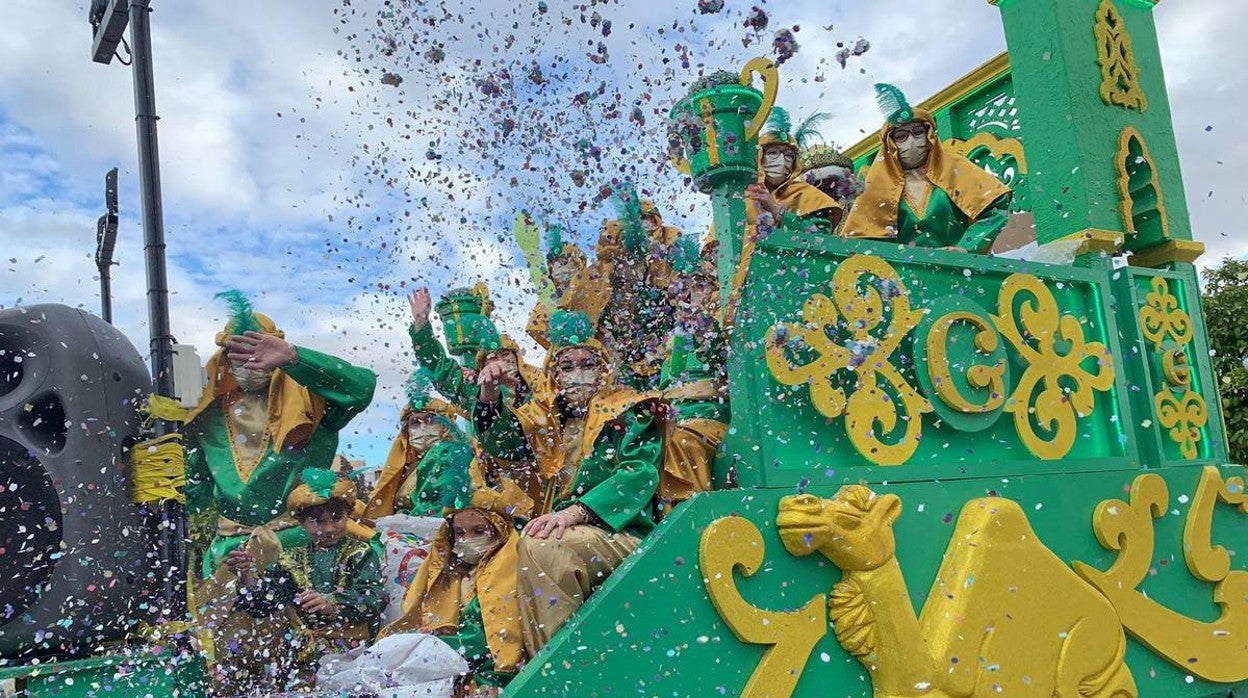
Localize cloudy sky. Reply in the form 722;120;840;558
1;0;1243;468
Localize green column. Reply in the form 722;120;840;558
994;0;1202;267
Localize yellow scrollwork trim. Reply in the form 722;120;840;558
699;516;826;698
1184;466;1248;582
1138;276;1206;458
1138;276;1192;348
943;132;1028;173
699;97;720;168
766;256;933;465
926;311;1006;414
739;57;778;142
1116;127;1171;241
1094;0;1148;112
993;273;1116;459
1075;469;1248;683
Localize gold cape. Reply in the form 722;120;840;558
841;108;1011;239
185;313;324;454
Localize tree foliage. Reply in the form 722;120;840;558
1201;257;1248;463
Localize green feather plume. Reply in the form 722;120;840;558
763;106;794;142
300;467;339;499
549;310;594;348
405;365;436;411
794;112;831;151
873;83;914;124
214;289;261;335
430;441;474;510
610;182;647;254
544;224;566;257
669;235;702;275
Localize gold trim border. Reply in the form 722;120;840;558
844;52;1011;162
1061;228;1124;256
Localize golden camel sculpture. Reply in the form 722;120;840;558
775;486;1137;698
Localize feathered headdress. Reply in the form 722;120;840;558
762;106;794;144
874;83;914;125
431;441;474;511
549;310;594;348
287;466;357;513
610;182;647;254
545;224;567;257
794;112;830;151
405;365;438;411
669;235;703;275
214;289;262;336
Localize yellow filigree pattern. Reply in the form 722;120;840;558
1074;469;1248;683
1155;389;1207;459
1094;0;1148;112
993;273;1116;459
766;255;932;466
1138;276;1207;459
1138;276;1191;347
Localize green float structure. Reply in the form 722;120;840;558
505;1;1246;696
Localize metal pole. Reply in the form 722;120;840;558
99;264;113;323
128;0;185;621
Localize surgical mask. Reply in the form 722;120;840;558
559;367;601;390
407;423;445;455
891;124;932;170
229;364;272;394
642;216;660;234
453;536;498;566
761;148;794;187
550;259;578;287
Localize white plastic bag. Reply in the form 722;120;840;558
374;515;445;623
316;631;468;698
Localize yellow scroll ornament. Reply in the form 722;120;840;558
765;255;932;465
699;516;826;698
994;273;1115;459
1073;468;1248;683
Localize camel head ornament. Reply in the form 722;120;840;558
776;486;900;571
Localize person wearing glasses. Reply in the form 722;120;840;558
841;83;1013;253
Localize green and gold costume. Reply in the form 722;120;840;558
185;335;376;576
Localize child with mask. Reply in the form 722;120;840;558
225;468;385;693
379;442;525;698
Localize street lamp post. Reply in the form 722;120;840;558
95;167;118;324
90;0;185;623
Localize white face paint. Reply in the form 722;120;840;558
229;363;272;394
761;146;796;187
890;122;932;171
406;421;446;456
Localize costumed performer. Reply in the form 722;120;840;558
226;468;384;693
473;309;666;654
380;444;525;697
655;236;729;515
840;83;1012;253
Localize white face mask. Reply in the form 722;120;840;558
891;123;932;171
452;536;498;566
642;216;660;234
407;422;445;455
761;148;795;187
229;364;272;394
556;366;602;407
550;258;579;288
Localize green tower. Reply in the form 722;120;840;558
995;0;1203;267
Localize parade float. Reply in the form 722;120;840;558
1;0;1245;696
